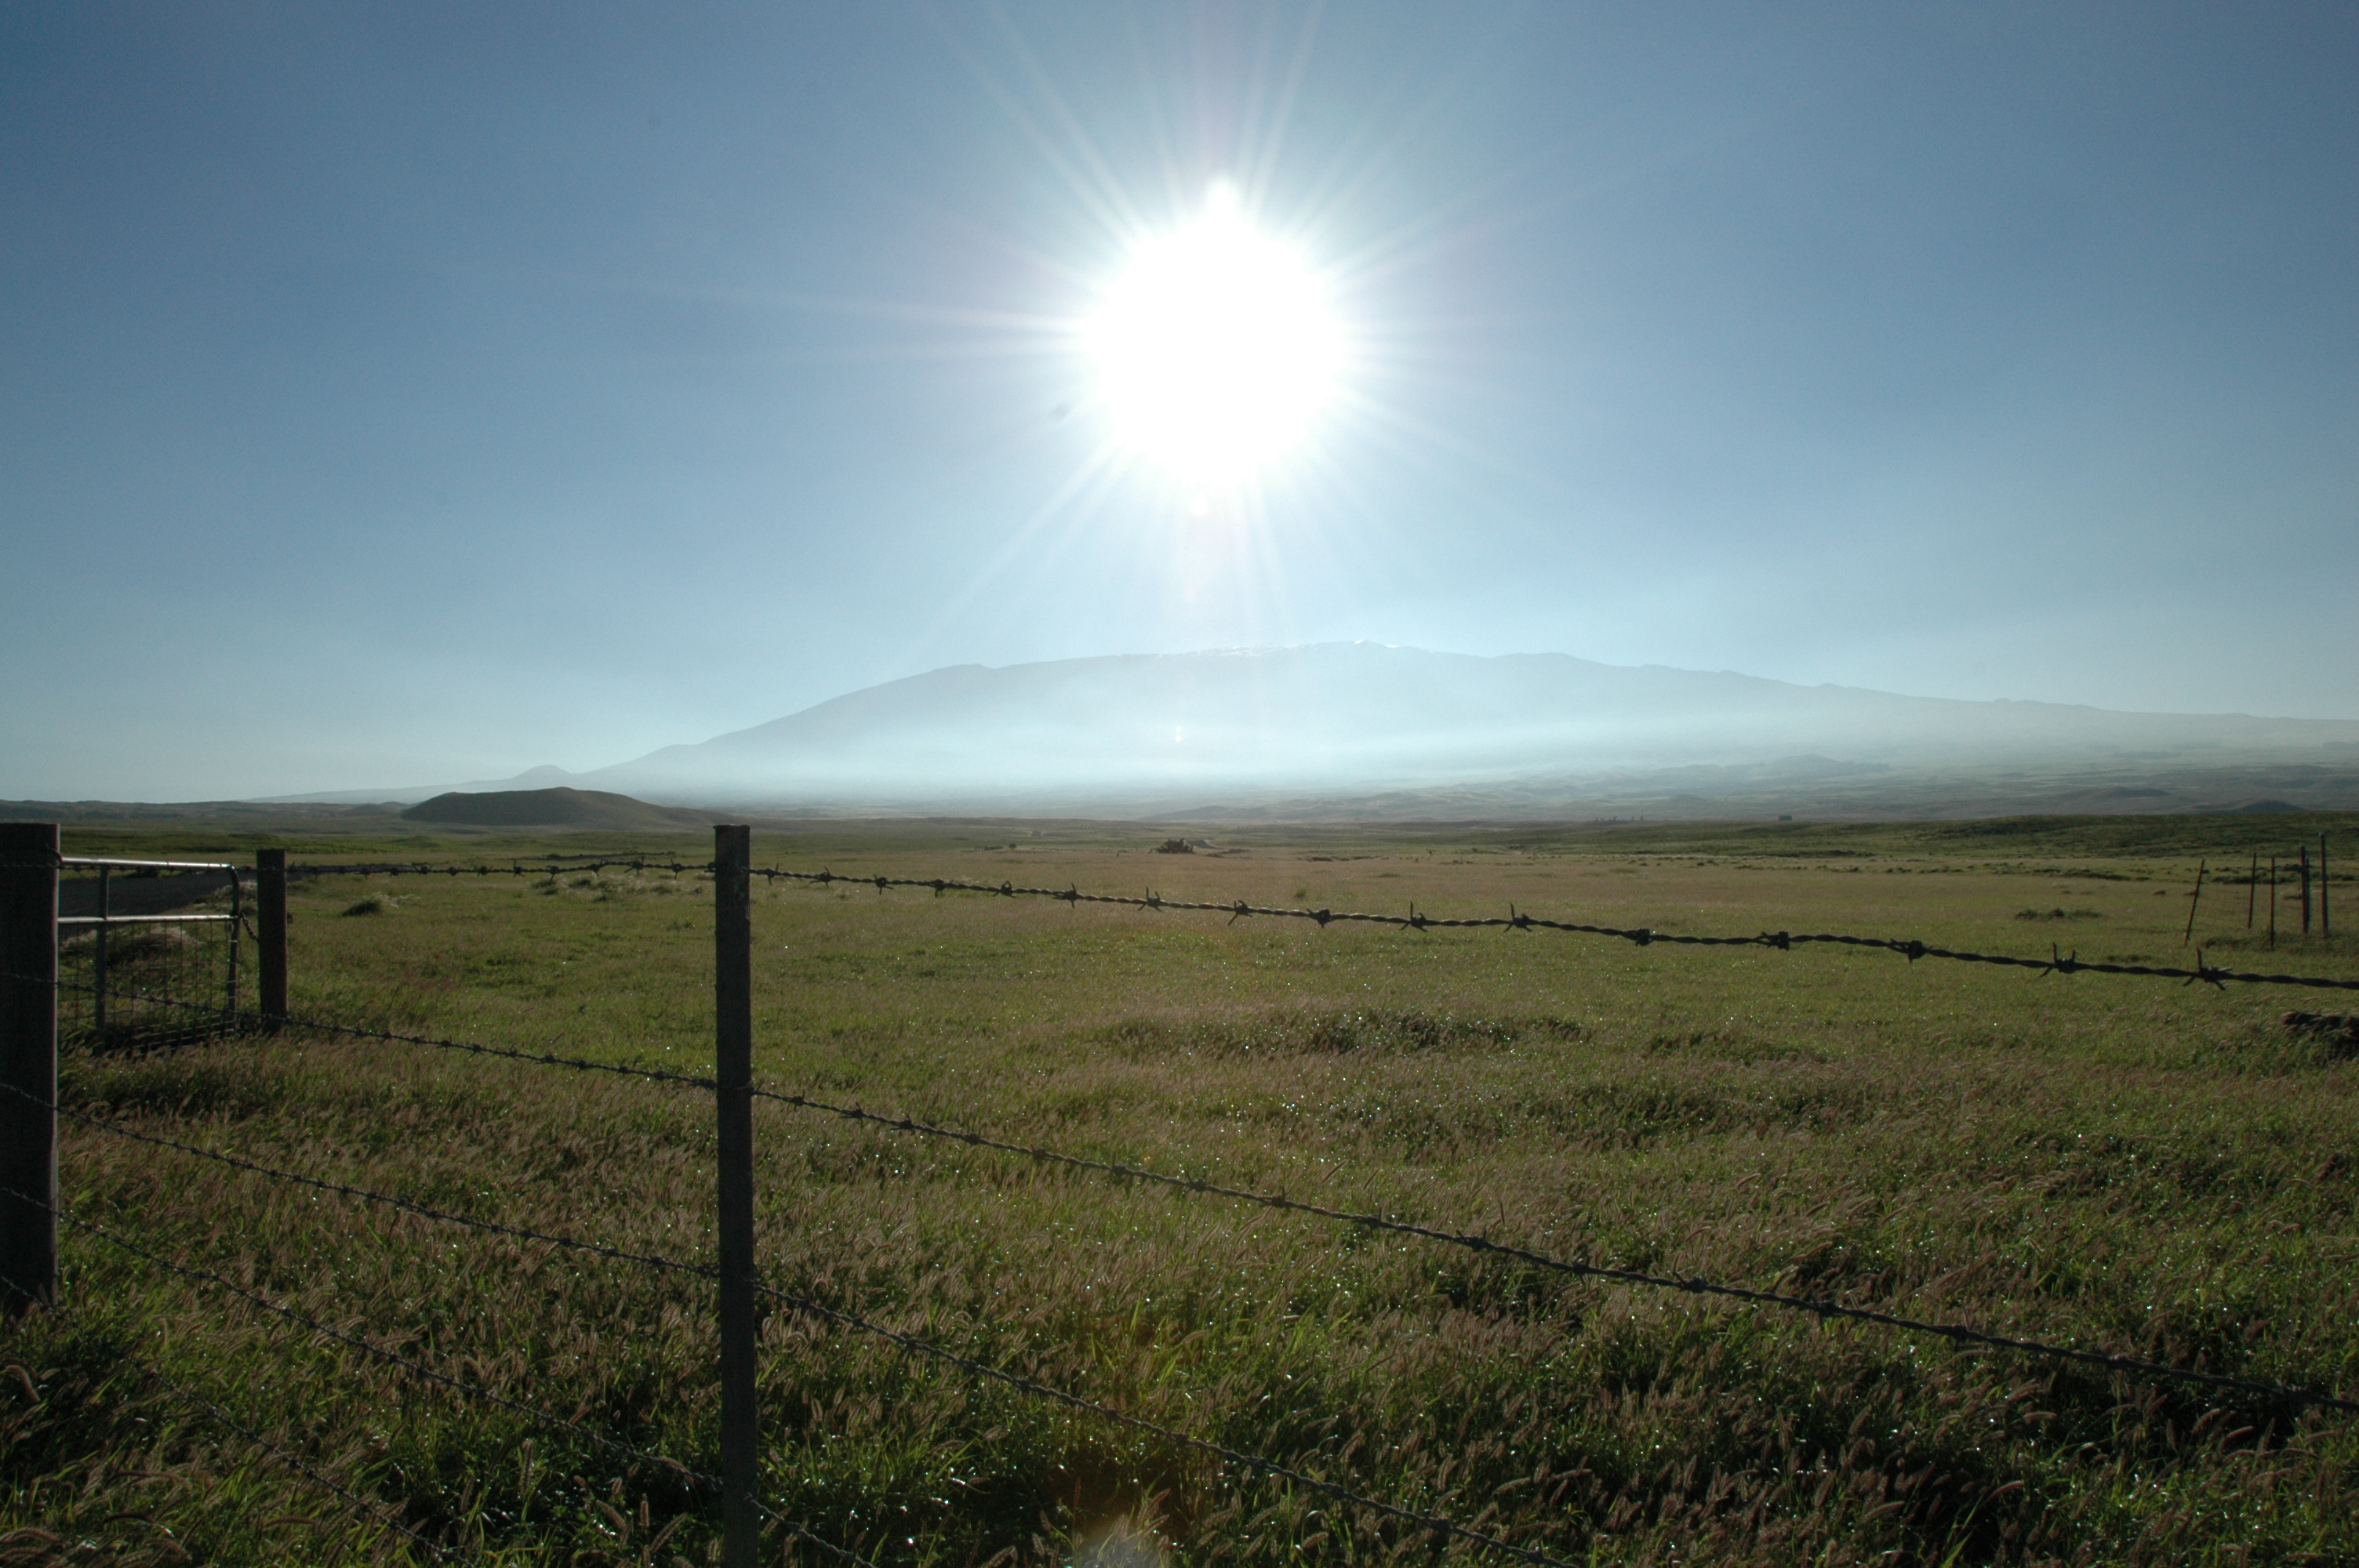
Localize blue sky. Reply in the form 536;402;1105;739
3;2;2353;799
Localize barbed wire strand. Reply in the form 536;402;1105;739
19;1016;2354;1418
7;971;717;1093
293;859;711;880
20;852;2354;990
156;853;2359;993
3;1083;713;1280
32;1080;2359;1566
748;1501;892;1568
24;1091;1581;1568
0;857;685;875
747;866;2359;994
262;851;2359;1000
18;1294;463;1563
16;1188;885;1568
743;1083;2359;1414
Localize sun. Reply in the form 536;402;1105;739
1085;186;1341;486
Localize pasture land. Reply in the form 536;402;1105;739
5;814;2357;1566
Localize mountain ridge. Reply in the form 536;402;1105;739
264;643;2359;818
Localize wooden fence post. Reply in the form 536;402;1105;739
1;822;59;1314
2183;859;2205;945
257;849;287;1032
2299;847;2312;938
714;825;758;1566
2323;834;2332;940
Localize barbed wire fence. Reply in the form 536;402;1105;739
258;851;2359;994
3;824;2357;1565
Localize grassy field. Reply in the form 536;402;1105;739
4;814;2357;1566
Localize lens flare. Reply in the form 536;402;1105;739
1086;186;1341;485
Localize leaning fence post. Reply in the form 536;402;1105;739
1;822;59;1314
714;825;758;1565
2183;858;2205;946
257;849;287;1032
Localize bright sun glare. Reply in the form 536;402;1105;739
1086;186;1340;486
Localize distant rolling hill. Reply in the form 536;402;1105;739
400;787;716;830
278;644;2359;820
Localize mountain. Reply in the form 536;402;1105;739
263;645;2359;819
562;644;2359;817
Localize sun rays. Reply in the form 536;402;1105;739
1084;183;1342;487
841;4;1539;680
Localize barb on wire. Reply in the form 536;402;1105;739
749;866;2359;994
20;1294;461;1561
9;971;717;1093
749;1499;889;1568
747;1083;2359;1415
756;1276;1576;1568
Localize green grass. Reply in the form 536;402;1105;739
5;817;2357;1565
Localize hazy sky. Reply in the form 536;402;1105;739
4;2;2354;799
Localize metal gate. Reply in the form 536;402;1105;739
57;855;242;1051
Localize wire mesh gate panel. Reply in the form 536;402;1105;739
56;856;242;1052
